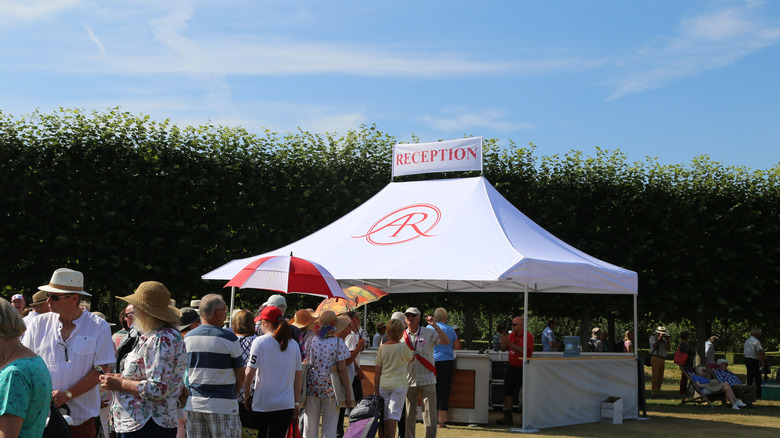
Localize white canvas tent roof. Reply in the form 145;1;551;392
203;177;637;295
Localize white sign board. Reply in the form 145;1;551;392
392;137;483;178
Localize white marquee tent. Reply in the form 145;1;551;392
203;176;638;295
203;176;640;430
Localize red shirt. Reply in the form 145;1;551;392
507;331;534;367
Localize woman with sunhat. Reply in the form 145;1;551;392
291;308;316;360
99;281;186;437
243;306;302;438
302;311;352;438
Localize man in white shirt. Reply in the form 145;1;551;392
404;307;449;438
22;268;115;438
704;336;718;365
744;329;766;399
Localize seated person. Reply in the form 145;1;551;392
714;358;757;407
690;365;745;410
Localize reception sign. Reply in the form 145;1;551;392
392;137;483;178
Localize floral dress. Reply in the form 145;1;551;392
110;327;186;433
305;336;350;398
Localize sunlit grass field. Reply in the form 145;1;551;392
414;362;780;437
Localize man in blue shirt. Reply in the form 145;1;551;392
541;318;559;352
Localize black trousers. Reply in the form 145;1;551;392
745;357;762;399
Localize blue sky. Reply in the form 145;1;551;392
2;0;779;170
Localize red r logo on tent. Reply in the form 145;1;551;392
352;204;441;246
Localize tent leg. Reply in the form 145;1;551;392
517;283;538;433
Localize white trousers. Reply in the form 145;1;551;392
304;396;339;438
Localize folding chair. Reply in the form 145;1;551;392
679;366;728;408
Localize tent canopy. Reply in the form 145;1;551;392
203;177;637;295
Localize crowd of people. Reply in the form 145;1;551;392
1;267;476;438
2;267;775;437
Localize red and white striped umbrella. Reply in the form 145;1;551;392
224;255;348;299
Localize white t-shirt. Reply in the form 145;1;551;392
21;310;116;426
344;331;359;382
247;334;301;412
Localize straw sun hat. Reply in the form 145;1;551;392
291;308;316;329
118;281;181;323
318;310;351;333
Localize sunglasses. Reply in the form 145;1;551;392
48;293;74;301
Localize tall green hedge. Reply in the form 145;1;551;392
2;108;779;347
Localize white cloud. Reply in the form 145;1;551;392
0;0;81;21
83;23;106;59
608;2;780;99
421;109;533;133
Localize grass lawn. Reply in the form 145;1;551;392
417;362;780;437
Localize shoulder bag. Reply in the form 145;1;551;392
644;346;658;367
330;338;355;408
673;343;688;366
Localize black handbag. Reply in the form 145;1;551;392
349;395;384;423
42;402;72;438
644;347;658;367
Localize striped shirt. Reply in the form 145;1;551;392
714;369;742;387
184;324;245;415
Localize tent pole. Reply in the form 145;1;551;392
633;295;638;360
364;303;368;333
228;286;236;328
519;282;538;433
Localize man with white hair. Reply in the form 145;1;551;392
21;268;115;438
184;294;245;438
744;328;766;399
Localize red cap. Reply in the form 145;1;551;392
255;305;283;323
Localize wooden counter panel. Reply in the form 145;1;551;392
359;366;475;409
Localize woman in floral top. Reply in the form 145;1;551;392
302;311;352;438
100;282;186;438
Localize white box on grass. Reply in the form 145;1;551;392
601;396;623;424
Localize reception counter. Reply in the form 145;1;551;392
358;350;638;428
358;349;491;424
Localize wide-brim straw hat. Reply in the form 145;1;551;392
118;281;181;323
317;310;350;334
39;268;91;296
655;326;668;334
335;315;351;333
291;308;316;329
